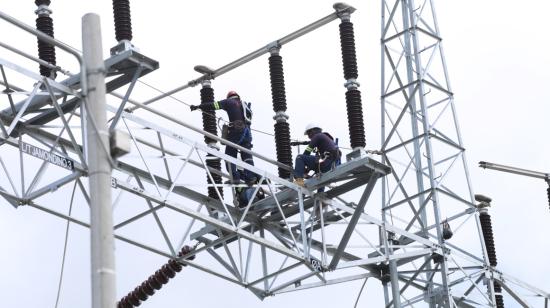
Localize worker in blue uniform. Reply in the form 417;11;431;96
293;123;341;187
190;91;257;185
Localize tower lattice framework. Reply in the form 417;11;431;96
380;0;495;306
0;2;549;307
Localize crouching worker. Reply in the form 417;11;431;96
190;91;258;185
293;123;341;187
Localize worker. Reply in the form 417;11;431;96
293;123;340;187
190;91;257;185
235;185;266;209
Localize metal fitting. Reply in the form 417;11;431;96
333;2;356;21
272;111;289;122
266;41;281;55
475;194;491;211
35;4;52;16
194;65;215;80
201;79;212;88
344;79;360;89
109;40;135;55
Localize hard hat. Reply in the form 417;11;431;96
226;90;239;99
304;123;321;135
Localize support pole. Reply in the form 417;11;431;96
83;13;116;308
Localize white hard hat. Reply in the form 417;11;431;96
304;123;322;135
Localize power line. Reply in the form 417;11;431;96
53;181;77;308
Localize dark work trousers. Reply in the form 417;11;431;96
225;127;257;182
293;154;334;178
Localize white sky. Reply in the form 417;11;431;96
0;0;549;307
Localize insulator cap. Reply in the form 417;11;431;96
112;0;133;42
35;0;51;5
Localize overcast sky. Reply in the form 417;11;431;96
0;1;549;307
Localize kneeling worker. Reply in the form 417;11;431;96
293;123;340;187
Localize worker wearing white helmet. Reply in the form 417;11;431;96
293;123;340;187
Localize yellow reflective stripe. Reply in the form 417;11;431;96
214;101;221;109
305;146;313;152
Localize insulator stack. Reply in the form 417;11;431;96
34;0;56;79
345;89;365;148
338;18;366;149
206;157;223;199
200;83;223;200
268;51;292;178
268;55;287;112
547;186;550;211
117;245;195;308
339;22;358;80
493;281;505;308
479;211;497;267
274;121;293;178
112;0;133;42
200;86;218;144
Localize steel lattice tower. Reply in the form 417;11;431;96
380;0;495;306
1;2;549;308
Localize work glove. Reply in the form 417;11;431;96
190;105;199;111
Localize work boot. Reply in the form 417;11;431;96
293;178;305;187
